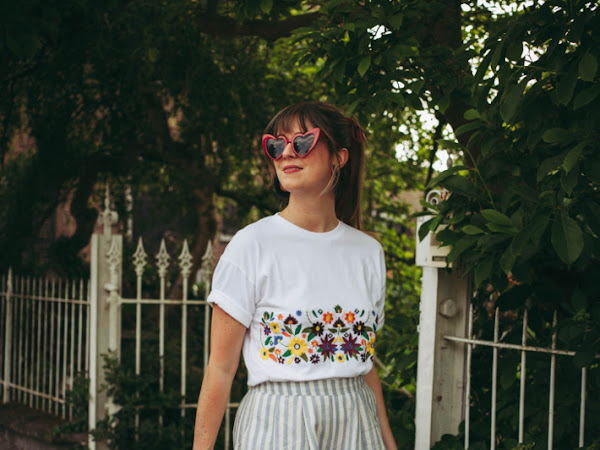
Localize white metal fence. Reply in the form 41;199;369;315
444;306;592;450
0;269;90;420
0;227;238;449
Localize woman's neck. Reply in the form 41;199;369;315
280;194;338;233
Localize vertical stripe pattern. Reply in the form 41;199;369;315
233;377;385;450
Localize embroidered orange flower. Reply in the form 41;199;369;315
344;311;356;323
323;312;333;324
278;314;284;320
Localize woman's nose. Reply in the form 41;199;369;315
280;141;296;158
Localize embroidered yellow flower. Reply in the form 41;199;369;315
336;354;345;363
260;347;270;360
270;322;281;334
288;337;307;357
366;337;376;355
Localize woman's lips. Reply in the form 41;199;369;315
283;165;302;173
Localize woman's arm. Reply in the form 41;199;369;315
193;304;247;450
365;366;398;450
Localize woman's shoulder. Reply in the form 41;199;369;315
340;222;384;251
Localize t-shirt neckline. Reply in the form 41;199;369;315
274;213;343;238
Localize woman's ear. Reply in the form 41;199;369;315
337;148;349;168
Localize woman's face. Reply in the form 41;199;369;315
273;119;345;198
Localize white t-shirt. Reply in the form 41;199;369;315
207;214;386;386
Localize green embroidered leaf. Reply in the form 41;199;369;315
263;312;269;320
334;305;342;313
302;327;312;333
340;328;349;333
328;328;337;334
312;311;318;318
268;347;275;353
317;348;322;353
265;336;272;345
357;346;364;352
364;326;373;332
300;353;308;362
360;310;365;317
362;332;370;340
307;333;315;341
282;350;291;358
284;326;293;335
294;324;302;335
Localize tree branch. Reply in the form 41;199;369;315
195;11;322;41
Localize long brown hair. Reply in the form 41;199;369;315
263;101;366;230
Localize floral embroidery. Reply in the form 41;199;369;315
259;305;378;365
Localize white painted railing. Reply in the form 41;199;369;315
444;306;593;450
0;269;90;420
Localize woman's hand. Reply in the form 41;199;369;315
193;304;246;450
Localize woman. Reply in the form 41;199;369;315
193;101;397;449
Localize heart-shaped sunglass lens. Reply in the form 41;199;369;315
293;134;315;156
266;138;286;159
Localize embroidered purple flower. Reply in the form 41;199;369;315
341;334;360;358
310;354;320;364
284;314;298;325
311;321;325;336
294;357;301;364
277;356;285;364
353;321;366;335
263;325;271;335
318;334;337;359
332;318;345;330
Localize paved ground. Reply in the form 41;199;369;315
0;403;87;449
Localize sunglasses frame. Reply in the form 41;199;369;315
262;127;321;161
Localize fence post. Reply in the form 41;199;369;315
2;268;12;403
414;203;471;448
89;187;122;450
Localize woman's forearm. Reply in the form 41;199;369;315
365;366;398;450
193;364;236;450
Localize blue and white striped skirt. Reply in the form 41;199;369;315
233;376;385;449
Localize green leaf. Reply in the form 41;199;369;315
282;350;291;357
481;209;513;227
294;324;302;335
474;257;493;287
578;53;597;82
551;213;583;265
357;56;371;77
426;165;466;188
573;85;600;110
462;225;485;235
560;165;578;195
500;78;528;122
388;13;403;29
557;63;579;105
506;40;522;62
436;139;463;151
563;142;585;173
418;217;435;242
486;223;517;234
265;336;272;345
499;246;516;274
439;175;478;198
464;109;481;120
573;342;597;368
447;236;478;263
537;153;565;181
454;121;482;137
260;0;273;13
542;128;572;143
